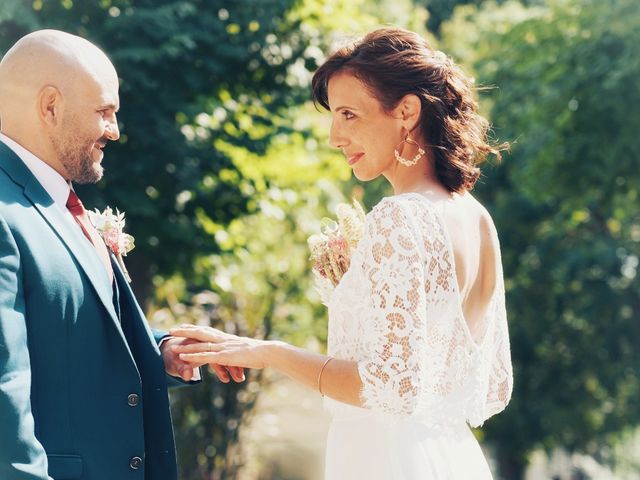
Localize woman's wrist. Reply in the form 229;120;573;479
257;339;288;369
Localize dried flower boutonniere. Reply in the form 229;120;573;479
87;207;135;282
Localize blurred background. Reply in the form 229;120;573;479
1;0;638;478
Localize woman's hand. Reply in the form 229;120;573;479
170;324;276;371
169;325;247;383
171;325;363;406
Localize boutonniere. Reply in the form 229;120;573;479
307;199;366;304
87;207;135;282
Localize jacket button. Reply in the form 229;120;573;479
127;394;140;407
129;456;143;470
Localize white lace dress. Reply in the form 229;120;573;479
324;193;513;480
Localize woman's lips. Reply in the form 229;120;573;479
347;153;364;165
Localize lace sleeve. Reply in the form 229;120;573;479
482;232;513;420
357;198;432;417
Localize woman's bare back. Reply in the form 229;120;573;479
433;192;499;342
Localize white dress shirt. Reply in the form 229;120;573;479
0;132;72;212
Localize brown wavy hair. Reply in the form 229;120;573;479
312;27;506;192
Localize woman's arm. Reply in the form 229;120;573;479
260;341;363;406
170;325;363;407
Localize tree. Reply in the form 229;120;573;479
423;0;485;33
442;0;640;478
0;0;317;303
153;3;430;474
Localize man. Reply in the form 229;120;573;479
0;30;242;480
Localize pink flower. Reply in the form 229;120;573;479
87;207;136;282
308;200;366;296
102;228;121;255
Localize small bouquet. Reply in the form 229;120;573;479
308;199;366;303
87;207;135;282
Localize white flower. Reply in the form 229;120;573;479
308;199;366;300
88;207;135;282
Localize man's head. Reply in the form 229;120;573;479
0;29;120;183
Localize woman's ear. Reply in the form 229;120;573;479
397;94;422;131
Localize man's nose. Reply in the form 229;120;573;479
106;118;120;141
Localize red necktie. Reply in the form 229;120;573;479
66;190;114;283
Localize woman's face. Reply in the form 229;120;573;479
327;71;404;181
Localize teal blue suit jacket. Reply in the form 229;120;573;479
0;142;189;480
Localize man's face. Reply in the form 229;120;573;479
51;71;120;184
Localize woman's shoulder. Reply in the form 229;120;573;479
367;192;450;227
461;193;501;245
366;192;500;246
363;193;446;245
367;192;440;219
366;194;421;228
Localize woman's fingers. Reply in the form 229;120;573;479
226;366;246;382
209;363;231;383
210;364;245;383
173;341;221;353
180;352;218;361
169;325;227;343
173;342;246;382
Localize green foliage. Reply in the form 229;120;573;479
0;0;314;297
424;0;485;33
14;0;638;477
151;118;360;477
420;0;536;34
443;0;640;477
145;3;429;476
0;0;433;475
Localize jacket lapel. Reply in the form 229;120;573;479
111;255;161;356
0;142;120;326
109;255;140;370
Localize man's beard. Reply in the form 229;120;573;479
51;133;104;184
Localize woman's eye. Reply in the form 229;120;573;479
341;110;355;120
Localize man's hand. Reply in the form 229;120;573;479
160;336;245;383
160;336;199;381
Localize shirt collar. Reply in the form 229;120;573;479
0;132;71;208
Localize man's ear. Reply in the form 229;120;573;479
38;85;63;126
396;94;422;132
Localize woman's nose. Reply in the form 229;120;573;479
329;120;346;149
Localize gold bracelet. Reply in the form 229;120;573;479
317;357;333;396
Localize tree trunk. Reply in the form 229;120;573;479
126;253;156;310
496;451;527;480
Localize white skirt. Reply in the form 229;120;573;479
325;413;493;480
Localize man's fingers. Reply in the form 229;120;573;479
179;366;194;382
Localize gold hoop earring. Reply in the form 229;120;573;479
394;134;425;167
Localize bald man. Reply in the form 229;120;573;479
0;30;228;480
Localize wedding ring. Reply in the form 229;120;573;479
207;342;213;352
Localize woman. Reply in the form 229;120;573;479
172;27;513;479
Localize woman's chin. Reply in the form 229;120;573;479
353;169;378;182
